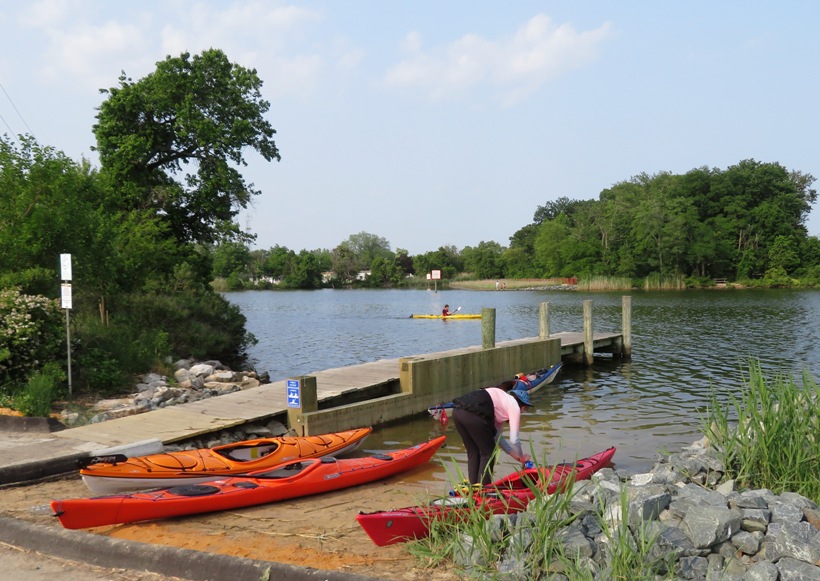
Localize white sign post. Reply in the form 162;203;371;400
431;269;441;293
60;254;73;395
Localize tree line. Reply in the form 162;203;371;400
216;160;820;290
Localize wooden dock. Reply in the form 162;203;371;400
51;330;624;450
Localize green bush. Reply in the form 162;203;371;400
14;362;65;417
0;287;64;390
117;289;256;368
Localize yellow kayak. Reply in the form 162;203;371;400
410;313;481;320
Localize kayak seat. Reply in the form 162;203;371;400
167;484;221;497
254;461;311;479
219;444;278;462
320;456;338;463
233;481;259;489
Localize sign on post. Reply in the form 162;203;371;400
59;254;73;395
287;379;301;408
60;253;73;281
60;283;73;309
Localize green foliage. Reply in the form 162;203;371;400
13;362;65;417
702;361;820;502
519;160;818;283
0;288;64;389
117;290;256;367
212;241;251;278
93;48;280;246
462;241;504;279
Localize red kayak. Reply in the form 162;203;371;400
52;435;446;530
356;446;615;547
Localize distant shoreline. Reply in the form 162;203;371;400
449;278;576;291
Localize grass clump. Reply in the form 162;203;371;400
702;359;820;502
407;456;672;580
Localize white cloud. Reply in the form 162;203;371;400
13;1;333;98
383;14;613;105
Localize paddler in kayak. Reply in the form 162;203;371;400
451;387;533;486
442;304;451;317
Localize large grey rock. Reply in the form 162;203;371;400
742;560;779;581
682;505;743;548
776;557;820;581
766;521;820;563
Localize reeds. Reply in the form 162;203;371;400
702;360;820;502
576;276;633;291
642;273;686;290
407;452;674;579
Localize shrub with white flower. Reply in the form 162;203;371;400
0;287;64;390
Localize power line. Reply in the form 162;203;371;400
0;79;36;141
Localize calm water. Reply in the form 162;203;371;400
224;288;820;484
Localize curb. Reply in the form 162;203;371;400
0;516;383;581
0;415;52;433
0;453;88;486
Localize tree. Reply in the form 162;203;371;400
413;246;463;279
93;48;280;246
343;232;394;270
212;242;250;278
768;236;800;274
462;241;505;279
285;250;325;288
534;215;571;277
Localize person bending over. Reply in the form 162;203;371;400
451;386;533;485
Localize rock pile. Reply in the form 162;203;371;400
457;438;820;580
60;360;270;427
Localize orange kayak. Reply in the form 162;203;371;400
79;427;372;494
52;435;446;530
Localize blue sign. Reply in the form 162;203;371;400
287;379;300;408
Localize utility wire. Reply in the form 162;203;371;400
0;79;36;142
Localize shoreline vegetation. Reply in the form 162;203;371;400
407;362;820;579
216;272;820;293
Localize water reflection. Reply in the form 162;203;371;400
225;288;820;481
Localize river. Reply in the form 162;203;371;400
223;288;820;480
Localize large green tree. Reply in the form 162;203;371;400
93;48;280;246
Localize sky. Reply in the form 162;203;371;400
1;1;819;256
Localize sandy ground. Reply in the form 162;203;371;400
0;467;463;581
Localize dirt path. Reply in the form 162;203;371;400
0;468;462;581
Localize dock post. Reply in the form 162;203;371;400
286;375;318;436
539;302;550;338
583;300;593;366
482;307;496;349
622;295;632;359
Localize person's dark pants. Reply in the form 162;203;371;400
453;408;496;485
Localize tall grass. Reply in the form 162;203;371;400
702;360;820;502
576;276;633;291
13;362;64;417
642;273;686;290
407;454;674;579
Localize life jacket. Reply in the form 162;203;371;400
452;389;494;423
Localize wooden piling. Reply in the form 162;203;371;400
286;375;318;436
583;300;593;366
622;295;632;358
482;307;496;349
539;302;550;338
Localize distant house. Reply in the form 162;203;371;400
356;270;371;281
